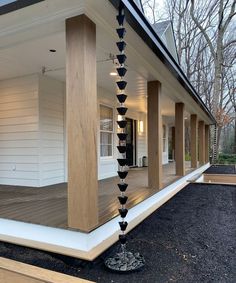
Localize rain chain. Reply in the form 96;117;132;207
105;3;145;272
213;124;217;164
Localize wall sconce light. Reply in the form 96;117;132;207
138;120;144;133
110;71;117;76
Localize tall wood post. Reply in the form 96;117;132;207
175;103;185;176
199;121;205;166
190;114;198;168
148;81;162;190
205;125;210;163
172;126;175;160
66;15;98;231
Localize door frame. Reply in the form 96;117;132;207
126;117;137;167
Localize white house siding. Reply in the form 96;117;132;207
0;75;40;186
0;75;166;187
38;75;65;186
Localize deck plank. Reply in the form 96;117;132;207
0;163;193;230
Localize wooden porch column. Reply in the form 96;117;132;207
147;81;162;190
198;121;205;165
172;126;175;160
190;114;198;168
66;15;98;231
205;125;210;163
175;103;185;176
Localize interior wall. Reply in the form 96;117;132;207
0;75;40;186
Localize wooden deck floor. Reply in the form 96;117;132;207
0;162;193;231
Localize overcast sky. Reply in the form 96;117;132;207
0;0;16;7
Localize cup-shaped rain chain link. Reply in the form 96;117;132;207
104;4;145;272
213;124;217;164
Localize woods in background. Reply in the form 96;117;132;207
141;0;236;156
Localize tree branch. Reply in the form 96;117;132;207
223;38;236;49
222;0;236;33
190;0;216;58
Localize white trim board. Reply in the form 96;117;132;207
0;163;210;261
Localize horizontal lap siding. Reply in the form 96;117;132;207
39;75;65;187
0;75;40;186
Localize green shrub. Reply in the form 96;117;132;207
217;154;236;164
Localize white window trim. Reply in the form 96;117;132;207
99;104;115;159
163;124;167;153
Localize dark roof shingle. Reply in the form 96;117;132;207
152;20;171;37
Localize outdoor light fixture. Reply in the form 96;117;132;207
138;120;144;133
104;2;145;272
110;71;117;76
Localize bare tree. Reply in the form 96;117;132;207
190;0;235;110
141;0;236;157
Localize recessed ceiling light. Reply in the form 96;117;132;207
110;72;117;76
49;49;56;53
184;117;188;120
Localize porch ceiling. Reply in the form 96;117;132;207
0;24;175;116
0;0;211;122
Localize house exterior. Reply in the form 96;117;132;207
0;19;180;187
0;0;215;259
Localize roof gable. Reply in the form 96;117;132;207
152;20;179;64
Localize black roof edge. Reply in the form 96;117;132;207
0;0;44;16
109;0;216;124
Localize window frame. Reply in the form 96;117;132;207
99;104;115;159
162;124;167;153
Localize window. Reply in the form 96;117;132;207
163;125;167;152
100;105;114;157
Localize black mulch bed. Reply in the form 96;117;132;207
204;165;236;175
0;183;236;283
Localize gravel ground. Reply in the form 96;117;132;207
204;165;236;174
0;183;235;283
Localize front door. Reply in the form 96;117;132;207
126;118;137;166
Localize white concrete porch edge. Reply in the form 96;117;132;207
0;163;210;260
